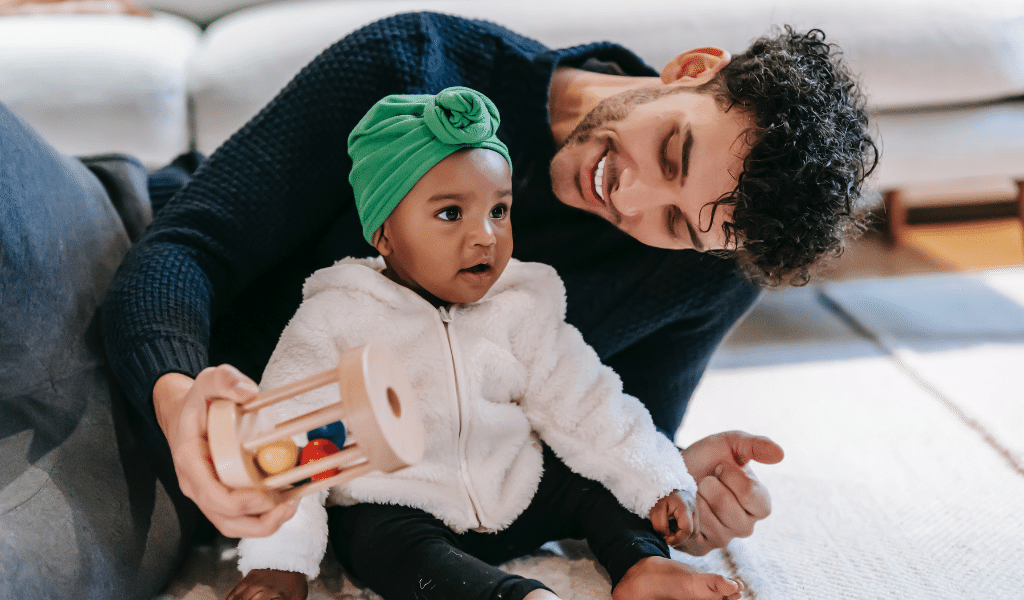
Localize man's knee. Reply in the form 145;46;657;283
0;97;185;600
0;369;195;600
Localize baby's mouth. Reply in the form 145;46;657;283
462;263;491;274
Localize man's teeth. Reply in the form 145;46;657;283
594;155;606;201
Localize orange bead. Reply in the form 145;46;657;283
255;439;300;476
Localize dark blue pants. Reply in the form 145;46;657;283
328;445;670;600
0;102;200;600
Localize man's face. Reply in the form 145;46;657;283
549;86;751;251
377;148;514;305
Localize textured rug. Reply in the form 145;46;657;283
821;267;1024;468
678;267;1024;599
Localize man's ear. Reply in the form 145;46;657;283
661;47;731;85
373;223;392;257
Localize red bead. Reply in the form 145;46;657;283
300;438;340;481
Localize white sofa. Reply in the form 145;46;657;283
1;0;1023;213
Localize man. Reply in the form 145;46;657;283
2;11;876;600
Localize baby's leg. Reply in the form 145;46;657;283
226;569;308;600
328;503;554;600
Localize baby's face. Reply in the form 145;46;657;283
375;148;513;305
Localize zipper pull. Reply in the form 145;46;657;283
437;305;453;323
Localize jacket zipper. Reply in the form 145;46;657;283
436;305;485;528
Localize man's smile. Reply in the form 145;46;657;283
593;154;607;201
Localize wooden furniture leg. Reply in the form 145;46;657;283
1016;180;1024;251
883;189;909;245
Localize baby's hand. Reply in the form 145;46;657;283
649;490;698;549
226;568;308;600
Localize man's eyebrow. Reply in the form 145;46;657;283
679;126;693;187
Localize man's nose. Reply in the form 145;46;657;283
612;167;665;217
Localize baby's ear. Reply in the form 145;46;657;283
373;224;391;257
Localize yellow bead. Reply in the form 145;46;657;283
256;439;300;476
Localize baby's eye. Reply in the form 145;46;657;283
437;207;461;221
490;204;508;219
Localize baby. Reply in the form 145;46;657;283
227;87;743;600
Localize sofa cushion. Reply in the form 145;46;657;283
142;0;269;23
870;101;1024;192
0;12;200;166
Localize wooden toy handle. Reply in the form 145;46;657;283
243;367;341;413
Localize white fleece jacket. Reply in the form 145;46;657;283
237;257;695;578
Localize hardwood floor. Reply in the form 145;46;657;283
898;218;1024;270
821;217;1024;282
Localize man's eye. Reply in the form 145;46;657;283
490;204;508;219
662;130;677;179
667;205;681;236
438;207;461;221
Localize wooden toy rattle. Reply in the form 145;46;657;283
207;342;423;502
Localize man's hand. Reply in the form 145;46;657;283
678;431;784;555
154;366;298;539
649;489;699;549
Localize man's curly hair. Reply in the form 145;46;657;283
699;27;879;286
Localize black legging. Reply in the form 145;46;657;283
328;444;670;600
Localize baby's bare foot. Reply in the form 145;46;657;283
611;556;743;600
226;568;309;600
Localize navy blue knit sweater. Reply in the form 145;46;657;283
103;12;760;437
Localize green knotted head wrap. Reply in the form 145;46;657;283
348;86;512;244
